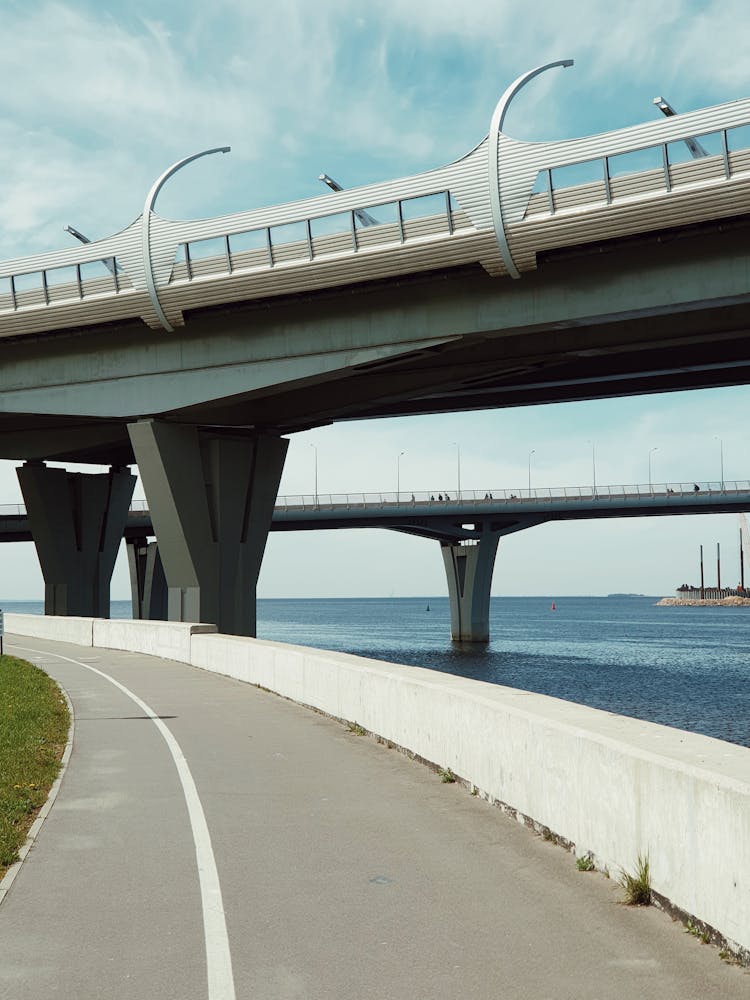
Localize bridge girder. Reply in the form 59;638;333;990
0;218;748;464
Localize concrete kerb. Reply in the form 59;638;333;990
5;614;750;963
0;679;75;907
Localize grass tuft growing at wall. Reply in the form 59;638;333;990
619;853;652;906
0;655;70;878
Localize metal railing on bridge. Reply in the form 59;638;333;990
270;481;750;510
526;124;750;219
1;480;748;521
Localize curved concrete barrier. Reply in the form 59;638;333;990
6;613;750;961
92;618;216;663
187;632;750;960
5;613;94;646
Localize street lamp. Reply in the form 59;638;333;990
528;449;535;497
318;173;378;226
648;447;658;491
396;451;405;502
142;146;230;332
64;224;118;276
451;442;461;498
587;440;597;496
309;443;318;506
652;97;709;157
715;436;724;489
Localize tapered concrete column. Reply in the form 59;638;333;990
18;462;136;618
441;532;500;642
127;420;288;635
127;537;167;620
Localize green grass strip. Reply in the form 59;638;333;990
0;655;70;877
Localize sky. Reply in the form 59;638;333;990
1;0;749;600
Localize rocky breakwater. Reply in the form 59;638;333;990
657;596;750;606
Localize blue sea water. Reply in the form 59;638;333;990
3;595;748;748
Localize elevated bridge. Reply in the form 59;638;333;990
2;61;750;636
3;63;750;346
3;480;748;641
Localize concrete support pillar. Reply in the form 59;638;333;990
441;531;500;642
127;537;167;621
127;420;288;636
18;462;136;618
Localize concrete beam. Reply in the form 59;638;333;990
2;226;750;435
128;420;288;635
441;530;500;642
0;422;131;464
17;462;135;617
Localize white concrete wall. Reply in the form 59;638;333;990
6;614;750;957
92;619;216;663
5;612;94;647
187;632;750;957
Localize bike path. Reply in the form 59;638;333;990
0;634;746;999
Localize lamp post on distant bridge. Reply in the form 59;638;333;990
715;436;724;490
309;443;318;507
649;447;658;492
396;451;405;502
587;440;597;497
452;442;461;499
528;449;535;497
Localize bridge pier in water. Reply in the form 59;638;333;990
440;531;500;642
18;461;135;618
127;537;167;621
127;420;287;636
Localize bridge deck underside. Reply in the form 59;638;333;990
0;217;748;466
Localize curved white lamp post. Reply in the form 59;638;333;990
142;146;231;332
488;59;573;279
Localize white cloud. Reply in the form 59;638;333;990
1;5;257;144
3;0;748;258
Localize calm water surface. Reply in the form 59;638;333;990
3;595;748;747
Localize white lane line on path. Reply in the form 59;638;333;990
11;643;236;1000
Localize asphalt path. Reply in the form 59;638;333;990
0;634;747;999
